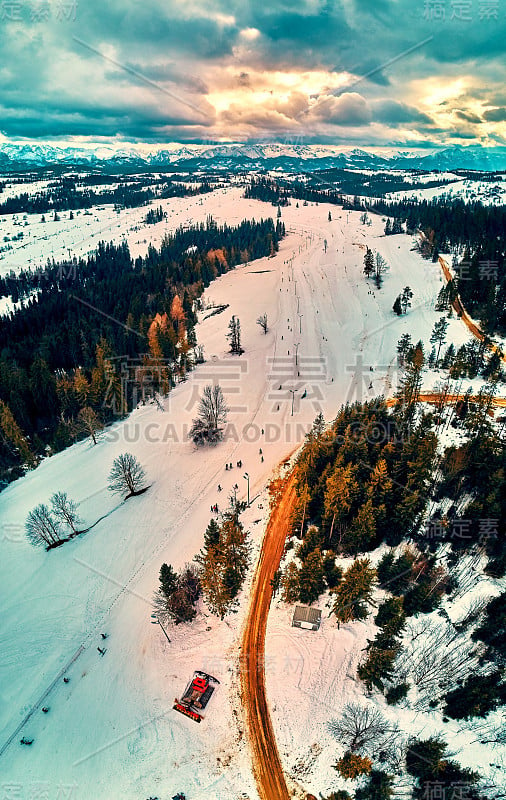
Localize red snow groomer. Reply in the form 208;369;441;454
173;671;220;723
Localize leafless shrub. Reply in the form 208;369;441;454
328;703;391;753
256;313;268;334
396;618;479;709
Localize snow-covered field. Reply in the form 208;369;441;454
0;182;216;278
385;176;506;205
0;178;53;201
0;186;502;799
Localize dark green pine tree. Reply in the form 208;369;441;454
441;342;455;368
430;317;449;364
227;316;243;354
204;518;221;550
159;563;178;599
357;644;399;692
374;596;406;637
364;248;375;278
443;670;506;720
323;552;342;589
400;286;413;314
482;349;503;380
406;736;480;799
298;548;326;604
355;770;394;800
332;558;375;626
396;333;412;364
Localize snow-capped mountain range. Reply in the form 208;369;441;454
1;142;505;172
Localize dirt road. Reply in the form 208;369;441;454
438;256;506;363
240;472;298;800
387;393;506;409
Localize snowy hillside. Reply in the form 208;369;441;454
0;186;503;799
385;176;506;206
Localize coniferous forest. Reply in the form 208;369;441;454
280;376;505;785
0;175;213;214
372;197;506;335
0;215;284;484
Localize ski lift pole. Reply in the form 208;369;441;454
152;614;171;643
289;388;296;416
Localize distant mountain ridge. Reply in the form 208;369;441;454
1;142;506;172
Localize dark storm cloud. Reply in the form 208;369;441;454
69;2;239;60
0;102;213;140
483;108;506;123
372;100;434;125
246;4;351;68
450;130;481;140
454;110;483;124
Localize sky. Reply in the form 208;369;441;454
1;0;505;149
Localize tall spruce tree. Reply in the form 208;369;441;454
159;563;178;599
430;317;449;364
364;248;375;278
227;316;243;354
332;559;376;627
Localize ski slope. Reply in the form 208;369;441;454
0;187;482;799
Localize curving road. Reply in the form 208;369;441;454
438;256;506;363
240;472;298;800
387;393;506;409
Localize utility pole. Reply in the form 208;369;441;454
151;614;171;643
289;388;296;416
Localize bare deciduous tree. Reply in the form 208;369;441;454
25;504;63;548
108;453;147;497
256;313;268;334
374;252;388;288
395;618;479;710
328;703;390;753
77;406;104;445
50;491;82;535
152;587;172;627
189;384;228;445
